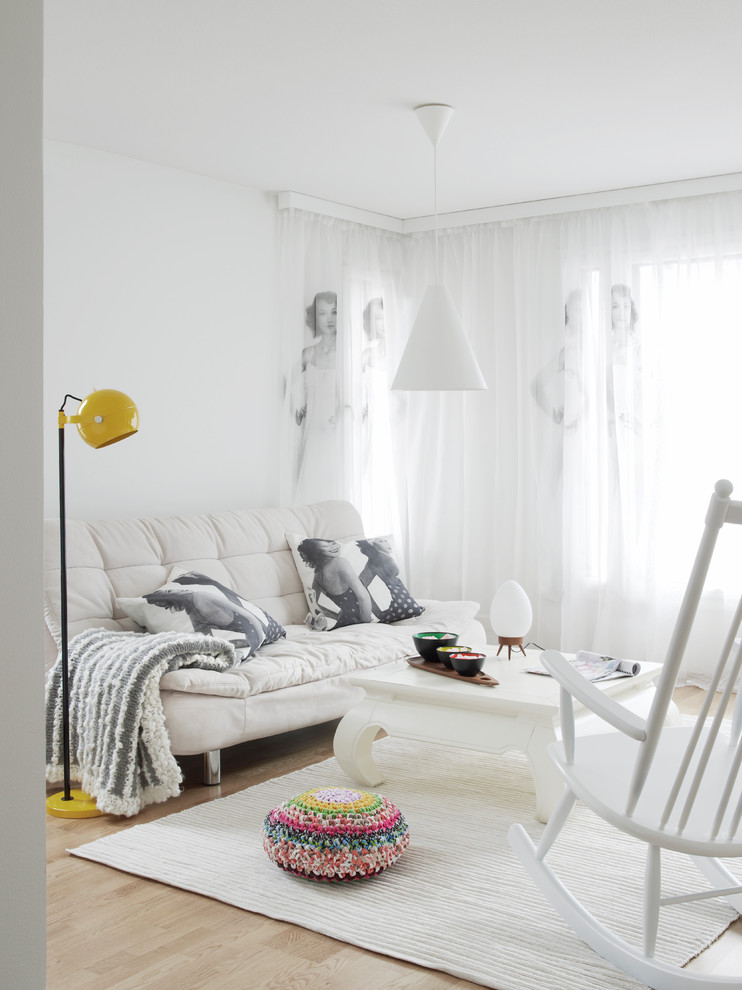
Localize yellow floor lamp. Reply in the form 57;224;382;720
46;389;139;819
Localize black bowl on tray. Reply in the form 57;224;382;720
412;631;458;663
437;644;471;669
449;651;487;677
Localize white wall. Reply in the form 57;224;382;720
44;142;282;521
1;2;46;988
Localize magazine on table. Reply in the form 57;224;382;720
527;650;641;681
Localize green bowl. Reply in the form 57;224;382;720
412;631;458;663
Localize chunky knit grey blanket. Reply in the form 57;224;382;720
45;627;237;816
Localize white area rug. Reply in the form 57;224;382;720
70;738;737;990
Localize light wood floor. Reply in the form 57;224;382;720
46;689;742;989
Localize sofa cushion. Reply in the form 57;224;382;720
159;597;481;698
287;533;423;631
118;569;285;661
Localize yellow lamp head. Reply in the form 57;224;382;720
70;389;139;448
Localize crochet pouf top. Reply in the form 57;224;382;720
262;786;410;882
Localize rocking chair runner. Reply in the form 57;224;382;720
509;479;742;990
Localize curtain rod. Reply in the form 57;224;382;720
279;172;742;234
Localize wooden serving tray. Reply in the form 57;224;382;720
405;657;499;687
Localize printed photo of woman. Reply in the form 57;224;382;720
357;537;423;622
296;537;373;629
290;290;340;502
144;584;264;655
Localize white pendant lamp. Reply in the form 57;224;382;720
490;580;533;660
391;104;487;391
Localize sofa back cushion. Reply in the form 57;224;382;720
44;500;364;667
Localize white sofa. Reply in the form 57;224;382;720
44;499;484;784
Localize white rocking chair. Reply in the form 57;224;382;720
509;479;742;990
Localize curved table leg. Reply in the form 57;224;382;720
333;700;385;786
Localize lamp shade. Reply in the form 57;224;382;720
74;389;139;449
490;580;532;638
391;284;487;391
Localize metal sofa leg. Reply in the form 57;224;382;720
203;749;221;785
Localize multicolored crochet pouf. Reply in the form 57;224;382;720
262;786;409;882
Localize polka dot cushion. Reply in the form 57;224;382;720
262;786;409;882
286;533;424;631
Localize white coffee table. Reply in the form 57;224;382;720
333;647;677;822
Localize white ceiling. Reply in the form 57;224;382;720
43;0;742;220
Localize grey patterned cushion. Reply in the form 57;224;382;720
119;568;285;661
287;533;423;631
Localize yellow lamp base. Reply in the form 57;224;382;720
46;788;102;819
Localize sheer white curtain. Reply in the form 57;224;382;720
553;194;742;684
400;194;742;684
278;194;742;685
277;208;409;537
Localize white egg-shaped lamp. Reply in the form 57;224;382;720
490;580;533;660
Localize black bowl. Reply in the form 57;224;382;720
412;631;458;663
437;644;471;669
449;652;486;677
